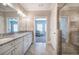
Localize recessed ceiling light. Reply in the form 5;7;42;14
3;3;7;6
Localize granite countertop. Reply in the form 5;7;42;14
0;32;31;46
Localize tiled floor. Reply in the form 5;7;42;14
35;34;46;43
25;41;79;55
25;43;56;55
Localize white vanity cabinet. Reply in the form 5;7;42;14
0;32;32;55
0;40;15;55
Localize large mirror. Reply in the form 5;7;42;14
0;3;19;34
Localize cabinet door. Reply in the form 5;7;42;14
14;40;23;55
14;43;23;55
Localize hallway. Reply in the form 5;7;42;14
35;35;46;43
25;43;56;55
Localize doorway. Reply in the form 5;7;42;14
60;16;68;43
34;17;47;43
60;16;69;54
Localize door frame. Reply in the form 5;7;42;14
34;16;48;43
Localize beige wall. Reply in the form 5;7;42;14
49;3;58;53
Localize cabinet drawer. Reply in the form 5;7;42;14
0;41;15;54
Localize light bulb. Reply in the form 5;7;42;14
3;3;7;6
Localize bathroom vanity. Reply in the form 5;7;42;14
0;31;33;55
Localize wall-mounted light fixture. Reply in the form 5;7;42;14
3;3;7;6
17;10;26;17
2;3;16;10
2;3;26;17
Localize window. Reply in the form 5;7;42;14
8;18;18;33
37;24;43;32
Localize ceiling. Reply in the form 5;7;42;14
67;3;79;7
61;3;79;11
58;3;66;9
20;3;52;11
0;3;16;12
